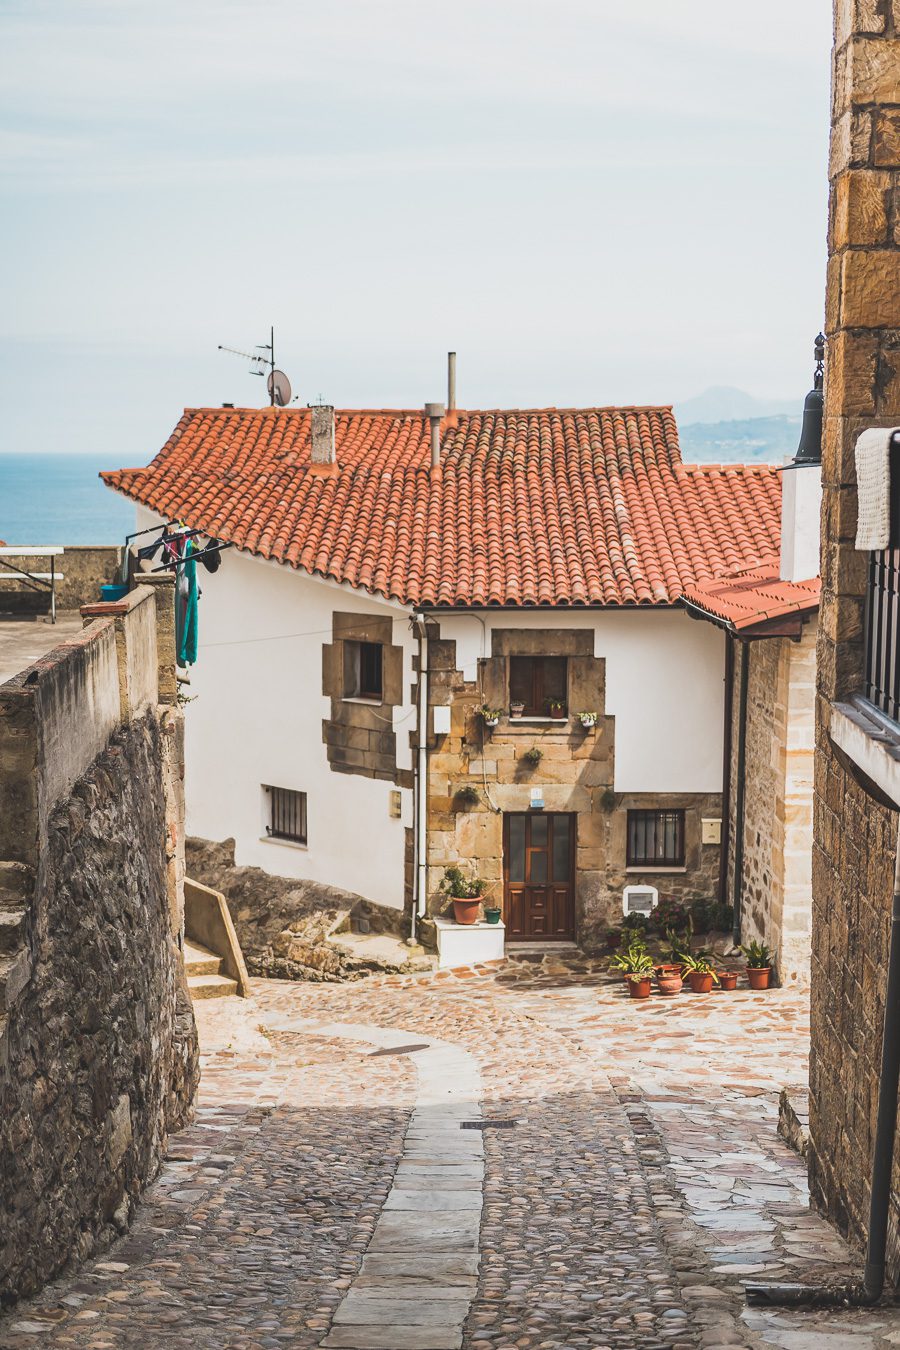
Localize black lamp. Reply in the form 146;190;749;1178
792;332;825;467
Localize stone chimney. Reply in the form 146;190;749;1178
310;405;336;465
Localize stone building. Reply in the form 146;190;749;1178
808;1;900;1276
0;579;199;1303
104;399;782;964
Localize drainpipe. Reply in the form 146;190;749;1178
718;635;735;908
732;640;749;947
746;819;900;1308
412;614;430;939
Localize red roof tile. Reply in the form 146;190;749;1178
682;563;820;631
102;406;782;609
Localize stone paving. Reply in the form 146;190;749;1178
4;955;900;1349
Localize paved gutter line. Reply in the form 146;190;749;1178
265;1017;484;1350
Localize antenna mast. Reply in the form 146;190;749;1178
218;327;293;407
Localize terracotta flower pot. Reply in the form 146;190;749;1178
687;971;714;994
718;971;739;991
452;898;482;925
627;975;652;999
605;932;620;951
655;965;683;997
747;966;771;990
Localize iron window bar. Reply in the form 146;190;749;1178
627;809;686;868
264;786;307;845
863;433;900;725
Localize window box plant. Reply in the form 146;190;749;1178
681;953;718;993
741;940;774;990
510;700;525;719
455;783;480;807
441;867;486;925
522;746;543;767
546;698;567;721
577;710;598;730
478;706;504;729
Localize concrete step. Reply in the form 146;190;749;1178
0;909;26;954
184;939;222;977
188;973;239;1000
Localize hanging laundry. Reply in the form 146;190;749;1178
175;536;200;666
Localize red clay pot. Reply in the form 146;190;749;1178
605;932;621;951
687;971;714;994
627;975;653;1000
718;971;739;991
655;965;683;997
747;966;771;990
452;898;482;926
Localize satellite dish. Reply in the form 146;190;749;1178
267;369;292;407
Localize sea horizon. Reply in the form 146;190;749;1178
0;452;136;546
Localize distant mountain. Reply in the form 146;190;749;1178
674;385;799;425
678;415;801;465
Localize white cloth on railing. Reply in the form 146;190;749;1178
855;427;898;550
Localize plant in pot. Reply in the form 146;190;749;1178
624;949;655;1000
441;867;486;925
653;898;691;939
455;783;480;808
681;952;719;994
609;937;650;986
577;710;598;730
483;902;502;925
741;940;774;990
718;969;739;991
546;698;567;721
510;700;525;719
604;925;621;951
477;706;504;730
655;928;689;995
522;746;543;767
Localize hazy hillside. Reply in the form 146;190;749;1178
674;385;799;424
677;415;800;465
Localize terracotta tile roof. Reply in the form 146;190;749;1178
102;406;782;609
682;563;820;631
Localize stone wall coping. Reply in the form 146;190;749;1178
80;582;156;621
0;616;116;694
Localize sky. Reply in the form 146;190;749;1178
0;0;833;463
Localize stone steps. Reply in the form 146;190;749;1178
184;939;239;1000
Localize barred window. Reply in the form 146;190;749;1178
264;785;307;845
627;809;685;868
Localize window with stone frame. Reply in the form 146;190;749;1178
508;655;568;716
343;640;384;702
626;809;685;868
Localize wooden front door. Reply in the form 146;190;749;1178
503;813;576;941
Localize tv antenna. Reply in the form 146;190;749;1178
217;326;293;407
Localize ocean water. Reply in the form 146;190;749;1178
0;454;136;546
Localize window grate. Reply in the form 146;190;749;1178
627;809;685;868
265;786;307;844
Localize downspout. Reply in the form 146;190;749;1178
732;639;750;947
718;634;735;908
746;819;900;1308
412;614;429;939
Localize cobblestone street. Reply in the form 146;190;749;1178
4;958;900;1350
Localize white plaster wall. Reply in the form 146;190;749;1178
438;609;725;793
134;508;416;912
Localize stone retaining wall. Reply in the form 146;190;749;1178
0;546;122;614
0;582;198;1304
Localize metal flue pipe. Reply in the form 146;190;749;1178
746;818;900;1308
448;352;457;411
425;402;445;469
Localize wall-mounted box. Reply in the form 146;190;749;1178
701;817;722;845
389;790;402;819
433;705;451;736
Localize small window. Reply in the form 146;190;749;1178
509;655;568;716
627;809;685;868
264;785;307;845
343;640;383;701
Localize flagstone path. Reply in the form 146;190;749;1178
4;956;900;1349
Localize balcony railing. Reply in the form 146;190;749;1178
863;434;900;724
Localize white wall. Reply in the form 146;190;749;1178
438;609;725;793
135;509;416;911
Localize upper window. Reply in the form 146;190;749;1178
344;640;383;701
627;809;685;868
509;656;568;717
264;785;307;845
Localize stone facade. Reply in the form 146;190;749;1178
322;611;409;785
424;625;721;948
726;622;817;984
0;583;198;1304
809;1;900;1272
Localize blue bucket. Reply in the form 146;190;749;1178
100;583;129;602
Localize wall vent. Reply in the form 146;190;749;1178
622;884;658;918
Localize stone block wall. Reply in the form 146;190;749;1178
424;625;721;948
0;546;122;615
0;582;198;1304
809;0;900;1273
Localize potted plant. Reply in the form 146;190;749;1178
484;903;502;925
522;746;543;767
546;698;567;721
604;926;621;951
510;700;525;719
655;963;683;997
741;940;774;990
718;970;739;991
609;937;650;985
577;710;598;730
681;953;718;993
455;783;480;808
624;949;655;1000
477;706;503;729
441;867;486;925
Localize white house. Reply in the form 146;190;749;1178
104;396;781;956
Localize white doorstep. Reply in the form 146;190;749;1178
433;917;505;970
